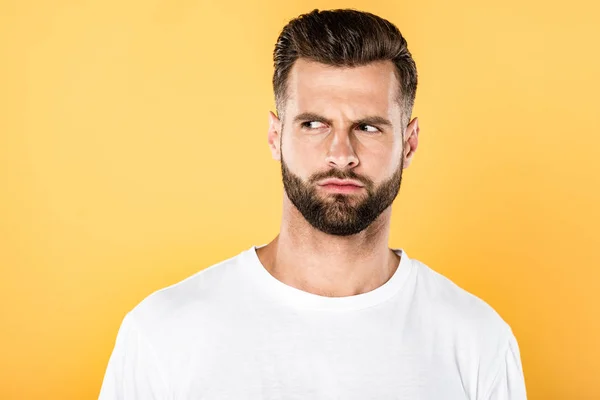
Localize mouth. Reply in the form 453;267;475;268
318;178;364;187
318;183;364;194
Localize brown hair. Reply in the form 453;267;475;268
273;8;418;124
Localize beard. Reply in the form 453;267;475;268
281;152;404;236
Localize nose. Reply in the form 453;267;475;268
325;130;359;170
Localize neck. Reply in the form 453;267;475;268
256;195;400;298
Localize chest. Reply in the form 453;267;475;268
170;320;468;400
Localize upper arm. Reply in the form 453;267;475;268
481;331;528;400
98;312;169;400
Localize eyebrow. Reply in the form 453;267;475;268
293;112;393;128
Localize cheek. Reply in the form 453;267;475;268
359;143;400;178
381;140;404;173
282;136;323;177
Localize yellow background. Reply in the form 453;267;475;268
1;0;599;398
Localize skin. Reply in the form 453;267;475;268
257;58;420;298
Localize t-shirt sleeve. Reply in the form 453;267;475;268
483;331;528;400
98;312;169;400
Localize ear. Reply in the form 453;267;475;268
267;111;282;161
403;117;419;169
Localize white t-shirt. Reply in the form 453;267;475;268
98;245;527;399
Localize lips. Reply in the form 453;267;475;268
317;179;364;188
317;178;365;194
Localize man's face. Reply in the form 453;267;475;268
272;58;413;236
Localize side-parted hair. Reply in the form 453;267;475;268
272;8;418;125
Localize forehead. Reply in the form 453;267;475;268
285;58;400;118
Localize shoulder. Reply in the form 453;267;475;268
410;257;513;345
126;248;249;336
408;256;524;396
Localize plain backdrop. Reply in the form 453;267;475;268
1;0;599;398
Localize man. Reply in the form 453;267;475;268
99;8;527;400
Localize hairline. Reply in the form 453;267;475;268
274;56;412;123
275;58;410;125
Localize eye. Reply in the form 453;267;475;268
301;121;326;129
357;124;380;133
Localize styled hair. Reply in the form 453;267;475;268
272;8;418;124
